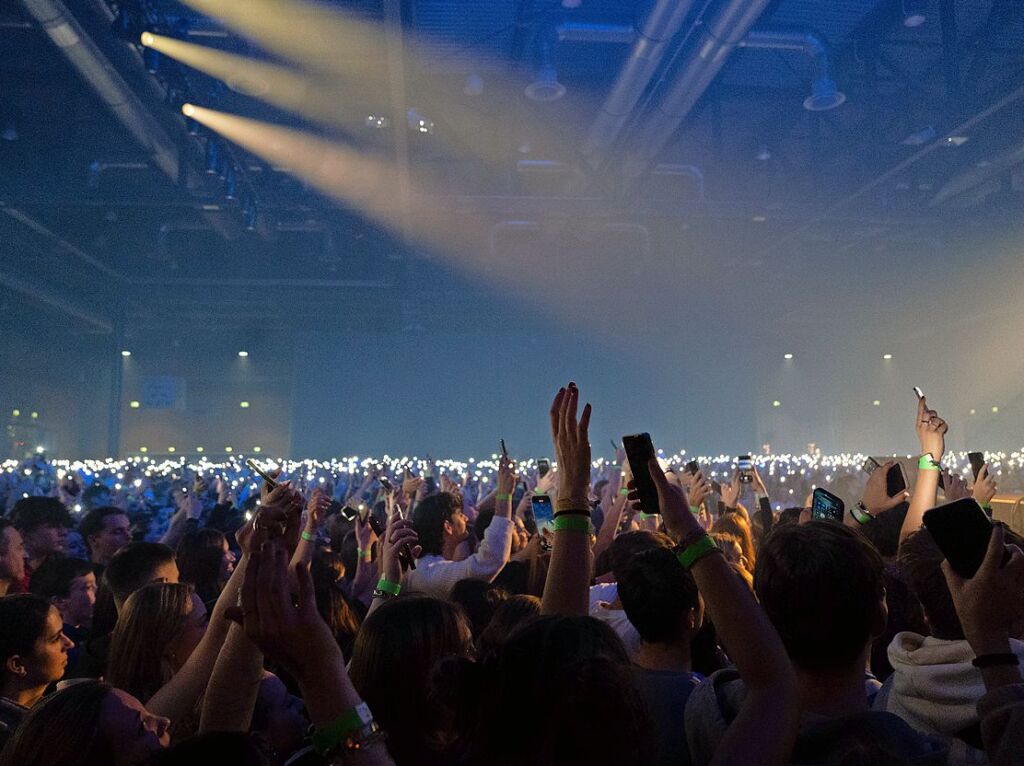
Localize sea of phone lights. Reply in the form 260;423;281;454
3;449;1022;512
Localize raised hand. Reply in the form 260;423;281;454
916;395;948;461
402;471;425;501
548;382;592;503
256;482;305;554
688;470;711;511
721;470;741;509
942;470;971;502
535;468;557;496
973;464;998;507
628;458;699;545
305;487;331;532
381;512;422;586
496;453;517;497
861;461;910;513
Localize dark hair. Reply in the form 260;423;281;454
107;582;194;704
473;509;495;543
755;521;885;672
311;550;361;658
0;681;114;766
149;731;267;765
176;529;227;605
450;578;507;640
712;512;756;572
10;497;72;533
860;502;909;559
777;507;804;526
412;493;460;556
0;594;54;667
0;518;15;553
349;596;471;764
77;507;128;556
29;557;93;600
618;547;701;644
453;616;652;766
608;530;673;582
899;528;965;640
477;595;541;656
104;541;176;607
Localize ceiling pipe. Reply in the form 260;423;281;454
0;269;113;332
738;31;846;111
930;139;1024;206
19;0;181;182
581;0;697;166
556;22;635;45
628;0;772;170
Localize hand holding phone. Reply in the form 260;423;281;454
811;487;845;522
622;433;660;515
246;459;279;490
923;498;1003;579
737;455;753;484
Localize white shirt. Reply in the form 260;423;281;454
404;515;514;598
589;582;642;657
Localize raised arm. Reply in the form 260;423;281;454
541;382;593;617
900;394;948;544
198;622;264;733
366;511;422;618
291;487;331;571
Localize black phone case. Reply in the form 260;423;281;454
968;452;985;481
623;433;660;515
923;499;993;579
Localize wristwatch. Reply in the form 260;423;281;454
850;502;874;525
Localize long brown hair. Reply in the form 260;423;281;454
712;512;756;573
0;681;113;766
107;582;194;703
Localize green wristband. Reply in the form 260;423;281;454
619;488;630;496
918;455;940;471
552;514;591;533
637;512;659;520
676;535;719;569
689;506;700;515
311;702;374;757
375;578;401;596
301;530;315;542
496;493;512;501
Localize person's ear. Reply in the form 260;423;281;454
443;519;453;538
5;655;27;677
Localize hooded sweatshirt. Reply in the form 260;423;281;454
877;633;1024;741
686;668;949;766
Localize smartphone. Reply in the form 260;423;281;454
538;458;551;477
365;513;416;571
500;439;508;458
711;480;722;495
811;487;845;522
968;452;985;481
862;457;881;475
923;498;997;578
913;386;925;400
531;494;555;534
622;433;660;515
379;476;394;493
685;460;700;476
737;455;753;484
610;439;619;453
886;462;907;497
246;459;278;489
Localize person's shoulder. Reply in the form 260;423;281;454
795;710;950;765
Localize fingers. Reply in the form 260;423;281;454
982;524;1006;572
549;387;566;440
578;402;592;441
917;395;928;419
940;559;964;593
293;560;315;610
562;383;578;441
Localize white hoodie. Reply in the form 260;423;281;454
877;631;1024;740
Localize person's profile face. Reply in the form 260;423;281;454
63;572;98;629
28;607;74;685
0;527;26;582
27;524;67;557
94;514;132;560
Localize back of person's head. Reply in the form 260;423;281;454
412;493;460;556
0;594;53;676
712;511;756;571
860;502;909;559
77;506;128;556
107;582;194;703
104;541;177;609
608;530;673;582
453;616;651;766
777;507;803;527
0;681;169;766
349;596;471;762
10;496;72;534
477;594;541;656
29;556;93;600
618;547;702;645
311;550;361;656
176;528;228;603
756;521;885;672
450;578;507;640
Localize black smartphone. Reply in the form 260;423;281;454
738;455;753;484
685;460;700;476
366;513;417;571
923;498;997;579
500;439;508;458
886;462;907;497
379;476;394;493
811;487;845;522
246;459;278;489
968;452;985;481
531;494;554;534
913;386;925;400
862;457;881;475
537;458;551;477
622;433;660;515
610;439;619;453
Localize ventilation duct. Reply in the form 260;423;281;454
738;31;845;112
581;0;696;165
525;27;565;102
628;0;772;168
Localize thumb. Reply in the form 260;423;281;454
939;559;964;593
981;523;1006;572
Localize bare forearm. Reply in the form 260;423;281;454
540;529;592;617
199;623;264;732
351;553;377;608
901;472;939;544
593;494;625;560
